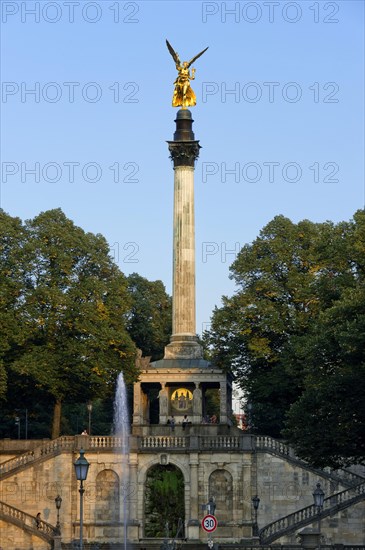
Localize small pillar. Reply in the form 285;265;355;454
219;381;228;423
193;384;202;423
297;528;321;548
132;382;142;425
159;384;168;424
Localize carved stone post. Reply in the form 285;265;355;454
133;382;142;425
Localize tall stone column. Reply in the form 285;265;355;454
164;109;203;360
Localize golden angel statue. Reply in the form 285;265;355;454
166;39;208;108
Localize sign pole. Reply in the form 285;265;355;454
202;514;217;548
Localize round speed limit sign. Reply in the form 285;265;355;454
202;514;218;533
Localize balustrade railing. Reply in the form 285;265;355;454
260;482;365;544
200;436;240;449
0;436;74;477
89;436;123;448
255;435;364;488
140;436;186;449
256;435;292;456
0;501;56;539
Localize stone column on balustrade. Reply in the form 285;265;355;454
128;453;139;542
133;382;142;425
187;453;200;540
159;383;168;425
193;384;202;423
219;381;228;424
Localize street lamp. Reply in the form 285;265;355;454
55;494;62;535
86;402;92;435
313;482;325;511
74;449;90;550
252;495;260;536
15;416;20;439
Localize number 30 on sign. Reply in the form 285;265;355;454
202;514;218;532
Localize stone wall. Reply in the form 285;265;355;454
0;437;364;549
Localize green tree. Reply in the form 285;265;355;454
1;209;138;438
126;273;172;361
283;211;365;467
206;212;364;445
283;287;365;468
0;211;27;400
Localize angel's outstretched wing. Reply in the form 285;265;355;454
166;39;180;65
187;46;209;68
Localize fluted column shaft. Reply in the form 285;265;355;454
172;165;196;335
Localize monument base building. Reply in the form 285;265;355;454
1;417;365;549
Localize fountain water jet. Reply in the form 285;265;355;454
113;372;130;549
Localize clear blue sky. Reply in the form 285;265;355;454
1;0;364;334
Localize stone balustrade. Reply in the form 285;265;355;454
139;436;186;449
0;500;56;540
259;482;365;544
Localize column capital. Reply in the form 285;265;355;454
167;141;201;167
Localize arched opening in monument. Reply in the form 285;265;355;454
204;387;220;422
139;383;161;424
144;463;185;538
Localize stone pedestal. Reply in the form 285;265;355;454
53;535;62;550
164;335;202;359
297;528;321;548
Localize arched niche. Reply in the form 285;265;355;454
209;469;233;521
95;469;120;522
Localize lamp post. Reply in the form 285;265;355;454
252;495;260;537
15;416;20;439
74;449;90;550
55;494;62;535
86;402;92;435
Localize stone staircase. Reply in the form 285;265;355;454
255;435;365;489
0;499;57;543
0;435;125;480
1;434;364;547
259;481;365;544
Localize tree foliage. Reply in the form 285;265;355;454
0;209;139;437
126;273;172;361
206;210;365;466
144;464;185;538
